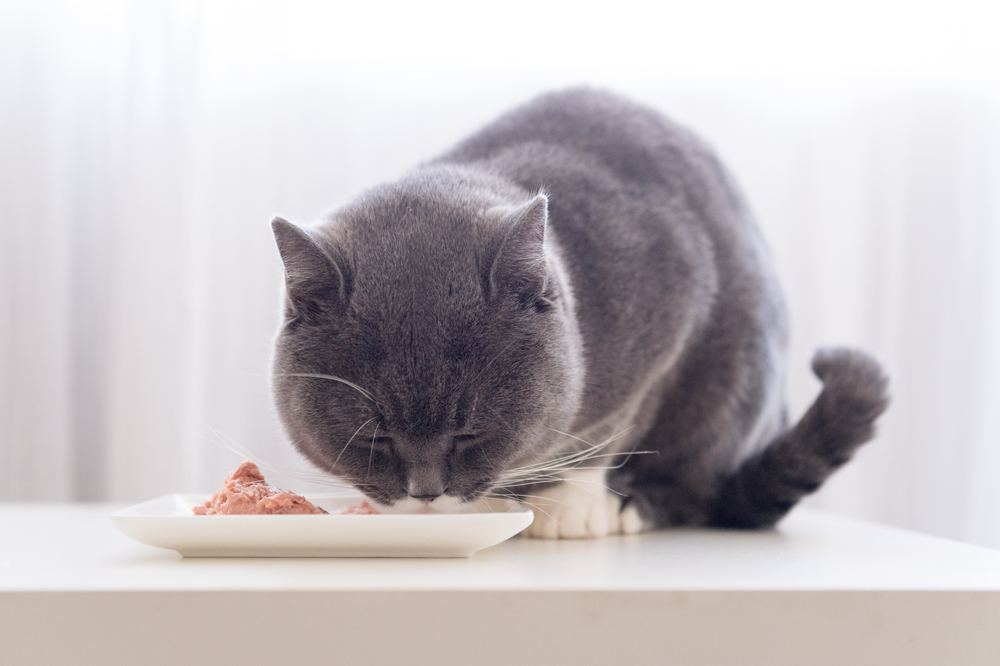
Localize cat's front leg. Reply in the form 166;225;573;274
523;469;647;539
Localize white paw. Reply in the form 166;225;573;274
619;501;644;535
522;470;647;539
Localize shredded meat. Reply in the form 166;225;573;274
193;461;328;515
334;500;380;515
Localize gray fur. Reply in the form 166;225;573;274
270;88;889;527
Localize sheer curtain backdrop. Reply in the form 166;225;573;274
2;0;999;547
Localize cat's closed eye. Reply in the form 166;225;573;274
451;434;482;452
352;435;394;453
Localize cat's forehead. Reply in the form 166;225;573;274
334;198;489;305
313;170;534;364
350;192;483;247
334;166;515;246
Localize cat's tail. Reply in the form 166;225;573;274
707;347;889;529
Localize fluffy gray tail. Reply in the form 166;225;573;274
708;348;889;529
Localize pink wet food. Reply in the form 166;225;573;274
334;500;379;515
193;461;328;515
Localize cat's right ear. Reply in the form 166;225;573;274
485;194;549;304
271;217;348;321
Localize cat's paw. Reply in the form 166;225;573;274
522;470;647;539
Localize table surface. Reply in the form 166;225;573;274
3;502;999;592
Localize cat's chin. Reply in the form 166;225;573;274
377;495;473;515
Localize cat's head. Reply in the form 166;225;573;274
270;168;584;512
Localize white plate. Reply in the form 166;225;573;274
112;495;534;558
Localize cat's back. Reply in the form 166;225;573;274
439;87;721;201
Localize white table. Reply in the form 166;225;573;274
2;504;998;665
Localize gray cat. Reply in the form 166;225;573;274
270;88;889;538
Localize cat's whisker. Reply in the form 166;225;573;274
518;455;653;476
477;441;500;476
365;422;382;480
524;450;657;468
504;426;635;476
328;416;378;477
501;450;656;480
276;372;379;405
483;486;568;507
494;476;628;498
507;438;607;472
564;479;628;497
506;493;568;506
494;476;561;487
544;427;600;448
497;427;646;494
546;424;634;452
494;476;562;486
494;468;572;483
485;491;554;518
501;456;632;482
204;427;354;489
493;477;562;488
502;447;604;478
205;433;356;490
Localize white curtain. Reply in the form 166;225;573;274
3;0;999;547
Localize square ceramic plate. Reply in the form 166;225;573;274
112;495;534;558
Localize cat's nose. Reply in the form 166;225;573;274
407;472;447;501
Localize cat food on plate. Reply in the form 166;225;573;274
334;499;379;515
193;461;328;515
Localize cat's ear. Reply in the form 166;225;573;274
271;217;348;320
486;193;549;304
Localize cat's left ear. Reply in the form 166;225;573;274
486;193;549;304
271;217;349;321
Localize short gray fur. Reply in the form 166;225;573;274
270;88;889;528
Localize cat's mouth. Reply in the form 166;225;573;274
378;495;473;514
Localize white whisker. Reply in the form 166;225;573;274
486;491;553;518
328;416;378;475
365;422;381;479
205;427;353;489
509;493;568;506
502;450;655;480
504;426;635;477
545;427;600;448
495;477;627;497
276;372;378;404
498;427;645;493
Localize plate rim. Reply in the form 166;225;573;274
111;493;535;520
